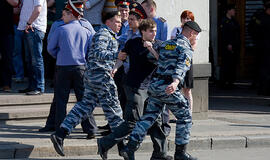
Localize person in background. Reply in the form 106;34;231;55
12;0;25;83
0;0;19;92
171;10;197;113
219;4;240;89
141;0;167;41
83;0;106;32
248;0;270;95
40;0;98;140
17;0;47;95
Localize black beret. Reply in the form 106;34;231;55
129;2;147;19
184;21;202;33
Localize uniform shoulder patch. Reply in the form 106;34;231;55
158;17;166;23
163;40;177;50
185;57;191;67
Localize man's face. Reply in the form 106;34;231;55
62;10;73;24
118;7;129;21
107;15;122;33
128;14;140;30
228;8;236;17
142;26;157;42
189;30;199;42
141;3;150;17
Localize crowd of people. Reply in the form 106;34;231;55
0;0;203;160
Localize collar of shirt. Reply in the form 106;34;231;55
102;24;118;38
177;34;192;48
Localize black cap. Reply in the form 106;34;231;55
184;21;202;33
129;2;147;19
115;0;133;8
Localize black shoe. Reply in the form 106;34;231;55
86;133;95;139
38;126;55;132
97;138;108;160
121;147;135;160
100;130;112;136
18;88;32;93
26;90;43;95
175;152;197;160
50;133;65;156
98;124;110;130
150;155;173;160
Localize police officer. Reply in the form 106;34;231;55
141;0;168;41
50;10;124;157
98;0;133;134
141;0;171;156
219;4;240;88
120;21;201;160
40;0;98;140
248;1;270;95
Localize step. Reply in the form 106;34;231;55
0;93;76;106
0;104;105;123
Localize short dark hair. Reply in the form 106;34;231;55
141;0;157;9
102;11;121;24
138;19;156;35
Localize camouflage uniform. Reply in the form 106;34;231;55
128;34;193;148
60;25;124;134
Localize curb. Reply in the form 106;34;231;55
1;135;270;159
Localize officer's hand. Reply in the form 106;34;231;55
118;51;127;60
165;82;178;95
110;69;117;78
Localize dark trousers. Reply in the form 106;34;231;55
0;34;14;87
101;85;170;157
50;65;97;134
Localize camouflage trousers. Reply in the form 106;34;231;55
60;77;124;134
129;87;192;145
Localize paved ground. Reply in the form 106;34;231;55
1;81;270;159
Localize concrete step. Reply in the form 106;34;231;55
0;93;76;106
0;104;105;123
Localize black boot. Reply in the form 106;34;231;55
150;155;173;160
97;138;108;160
121;140;140;160
174;144;197;160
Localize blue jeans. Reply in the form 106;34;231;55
24;28;45;92
13;25;24;80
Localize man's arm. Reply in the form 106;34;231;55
84;0;103;9
25;3;43;33
6;0;18;7
47;28;60;58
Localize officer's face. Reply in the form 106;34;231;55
107;15;122;33
62;10;74;24
142;27;157;42
118;7;129;21
128;15;140;30
228;8;236;17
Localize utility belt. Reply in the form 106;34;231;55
152;73;173;84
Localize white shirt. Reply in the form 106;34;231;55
18;0;47;33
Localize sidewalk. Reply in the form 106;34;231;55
0;82;270;159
